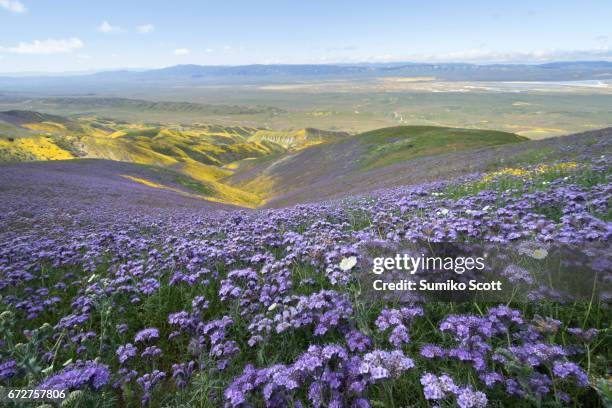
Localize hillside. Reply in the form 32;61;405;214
0;110;81;129
7;110;604;209
0;110;355;206
0;128;612;212
13;97;286;116
264;127;612;206
248;127;350;150
0;110;351;165
0;159;238;229
3;128;608;212
227;126;527;204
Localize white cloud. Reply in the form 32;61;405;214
136;24;154;34
327;47;612;64
403;48;612;63
205;48;213;53
173;48;190;55
0;38;84;55
98;20;122;33
0;0;26;13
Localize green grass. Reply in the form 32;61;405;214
171;176;215;196
444;162;611;204
355;126;527;170
122;128;161;139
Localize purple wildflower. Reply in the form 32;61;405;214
345;330;372;352
37;360;110;391
117;343;138;364
134;327;159;343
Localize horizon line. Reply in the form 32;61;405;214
1;59;611;77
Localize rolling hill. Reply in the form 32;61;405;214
226;126;527;204
243;127;611;207
0;110;354;206
2;126;609;212
17;97;286;116
10;109;602;208
0;159;239;231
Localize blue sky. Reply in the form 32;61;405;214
0;0;611;72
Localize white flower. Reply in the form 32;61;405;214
437;208;449;216
267;303;279;312
482;205;490;212
531;248;548;260
339;256;358;271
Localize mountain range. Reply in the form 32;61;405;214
1;61;612;89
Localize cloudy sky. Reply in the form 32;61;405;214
0;0;611;73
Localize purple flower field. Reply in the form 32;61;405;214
0;136;611;407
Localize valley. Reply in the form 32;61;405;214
0;108;534;207
2;62;612;138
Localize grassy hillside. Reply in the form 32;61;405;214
0;112;272;207
0;110;83;131
354;126;527;168
33;97;286;115
0;96;290;125
2;111;540;208
227;126;526;203
82;127;286;167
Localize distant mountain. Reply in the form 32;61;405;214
1;61;611;90
126;64;373;79
537;61;612;69
75;61;612;81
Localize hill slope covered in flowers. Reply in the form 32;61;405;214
1;111;530;208
0;129;611;407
